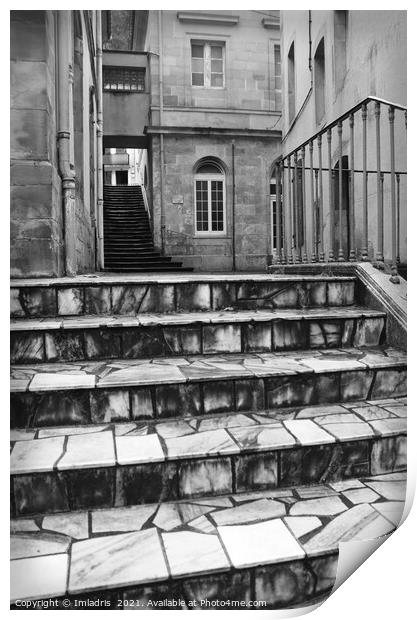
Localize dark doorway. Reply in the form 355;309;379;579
115;170;128;185
333;156;350;258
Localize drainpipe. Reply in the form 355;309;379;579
232;141;236;272
158;10;165;253
96;11;104;270
57;11;77;276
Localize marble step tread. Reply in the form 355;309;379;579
10;305;385;331
10;397;407;476
11;346;407;393
10;472;406;605
11;274;356;288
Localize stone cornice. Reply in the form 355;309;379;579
177;12;239;26
145;126;281;139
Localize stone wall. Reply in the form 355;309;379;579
10;11;64;277
10;10;99;278
151;131;279;271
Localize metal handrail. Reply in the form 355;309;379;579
280;95;407;162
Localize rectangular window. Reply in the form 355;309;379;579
103;66;146;92
195;178;225;233
274;44;282;110
287;42;295;122
191;42;225;88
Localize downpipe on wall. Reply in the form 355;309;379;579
158;10;166;254
232;141;236;272
57;10;77;276
96;11;104;270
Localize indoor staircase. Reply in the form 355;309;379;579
10;273;406;609
103;186;192;272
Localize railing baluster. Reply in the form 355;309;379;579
294;151;301;263
287;156;293;264
301;146;308;262
275;162;281;262
309;141;316;262
389;106;400;282
375;101;383;262
326;130;334;261
349;113;356;261
337;120;344;261
318;135;324;262
314;169;319;261
280;161;287;263
396;172;401;267
361;103;369;260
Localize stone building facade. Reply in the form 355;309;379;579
10;10;407;276
10;10;101;277
145;10;282;271
278;10;407;264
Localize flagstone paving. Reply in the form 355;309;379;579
10;472;406;604
9;273;407;609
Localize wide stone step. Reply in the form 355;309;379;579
10;471;406;607
10;396;406;517
10;307;385;364
10;275;356;318
10;347;406;428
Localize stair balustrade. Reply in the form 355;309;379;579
273;96;407;281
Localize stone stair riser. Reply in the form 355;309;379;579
11;433;406;516
11;555;337;609
11;365;406;428
10;316;385;364
10;279;356;318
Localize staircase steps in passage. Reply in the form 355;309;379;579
9;272;407;608
103;185;191;273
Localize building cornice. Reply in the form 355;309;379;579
150;105;282;118
177;12;239;26
145;126;281;139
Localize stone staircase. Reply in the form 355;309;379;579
103;186;192;272
10;273;407;609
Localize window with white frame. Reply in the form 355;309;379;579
194;161;225;234
191;42;225;88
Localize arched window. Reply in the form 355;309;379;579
194;160;225;234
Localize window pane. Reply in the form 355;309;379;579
196;180;209;231
192;58;204;73
210;45;223;59
211;59;223;72
191;44;204;58
211;73;223;87
211;180;224;231
192;73;204;86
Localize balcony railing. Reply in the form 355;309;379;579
273;96;407;281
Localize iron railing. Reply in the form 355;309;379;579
273;96;407;280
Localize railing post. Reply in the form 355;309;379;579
389;106;400;282
294;151;301;263
375;101;384;262
309;141;316;262
361;103;369;260
275;162;282;262
326;129;334;261
279;161;287;263
396;172;401;267
287;156;293;264
337;120;344;261
349;113;356;261
314;169;319;261
301;146;308;262
318;134;325;262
